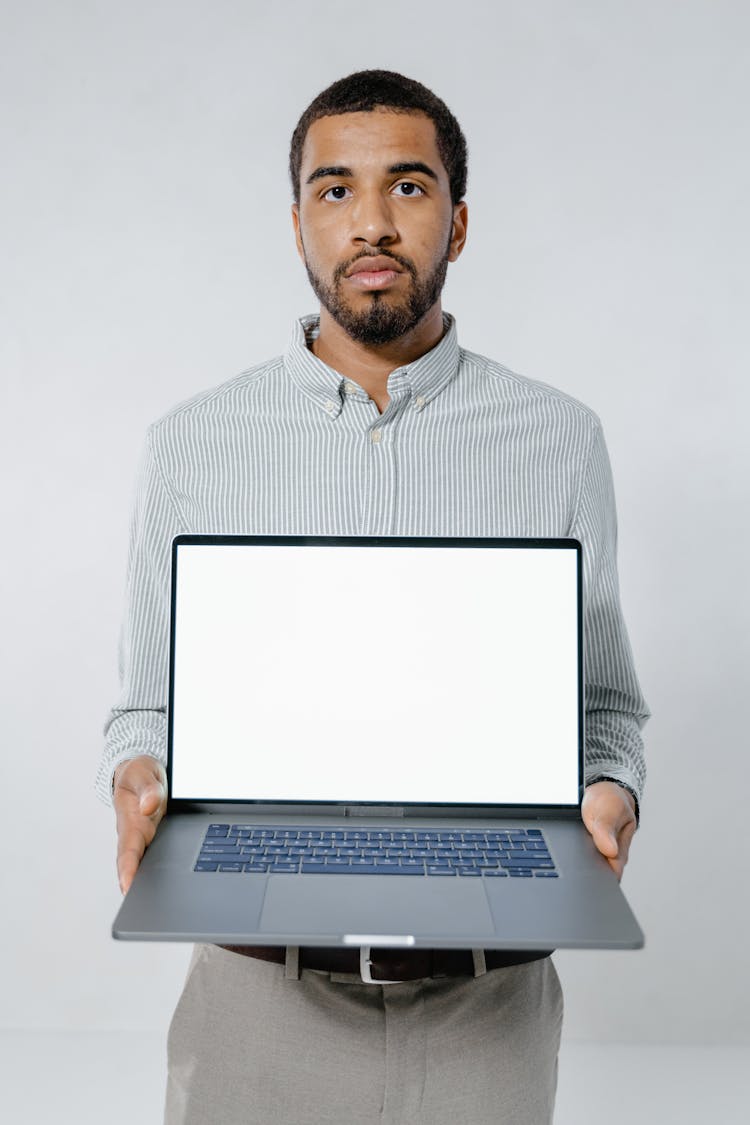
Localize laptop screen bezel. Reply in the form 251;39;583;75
165;535;584;817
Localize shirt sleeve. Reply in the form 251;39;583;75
570;420;650;813
95;429;183;806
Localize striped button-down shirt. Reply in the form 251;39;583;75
96;312;649;806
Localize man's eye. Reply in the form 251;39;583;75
322;185;351;202
321;182;424;201
392;182;424;197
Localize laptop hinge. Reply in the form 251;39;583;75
345;806;405;817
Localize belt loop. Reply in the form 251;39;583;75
472;949;487;978
284;945;300;981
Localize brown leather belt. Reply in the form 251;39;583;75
218;944;551;982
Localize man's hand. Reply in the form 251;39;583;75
581;780;637;882
113;755;168;895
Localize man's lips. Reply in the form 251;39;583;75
346;255;404;276
345;256;405;290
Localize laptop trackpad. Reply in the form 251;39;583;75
259;875;494;941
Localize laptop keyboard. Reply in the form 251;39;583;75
194;825;558;877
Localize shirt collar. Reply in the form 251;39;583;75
285;311;460;417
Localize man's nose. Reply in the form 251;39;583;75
350;189;398;245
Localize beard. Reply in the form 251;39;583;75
300;235;451;346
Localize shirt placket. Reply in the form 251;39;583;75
359;392;407;537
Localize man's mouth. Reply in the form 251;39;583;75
345;268;403;290
344;255;405;290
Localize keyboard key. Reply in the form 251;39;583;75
300;863;374;874
218;863;243;872
372;866;424;875
426;866;456;875
483;870;509;877
194;861;219;871
509;869;533;877
270;863;299;873
243;863;269;872
500;858;554;869
534;871;559;878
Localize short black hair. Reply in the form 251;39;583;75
289;69;468;206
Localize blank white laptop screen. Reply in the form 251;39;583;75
170;541;581;806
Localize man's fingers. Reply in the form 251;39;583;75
117;831;148;894
592;815;636;881
118;847;142;895
615;820;636;866
114;766;167;893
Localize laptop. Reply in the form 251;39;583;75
112;535;644;952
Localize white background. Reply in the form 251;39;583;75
1;0;748;1058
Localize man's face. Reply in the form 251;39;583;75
292;108;467;345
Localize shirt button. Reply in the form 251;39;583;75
324;400;335;412
371;429;382;443
415;395;426;409
344;382;358;395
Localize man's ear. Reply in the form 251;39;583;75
448;201;468;263
291;204;305;263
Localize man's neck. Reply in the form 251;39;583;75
310;303;446;414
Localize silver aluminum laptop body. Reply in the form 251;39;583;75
112;536;644;951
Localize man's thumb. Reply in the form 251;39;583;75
595;821;618;856
139;782;165;813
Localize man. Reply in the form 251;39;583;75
99;70;648;1124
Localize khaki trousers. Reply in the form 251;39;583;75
165;943;563;1124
